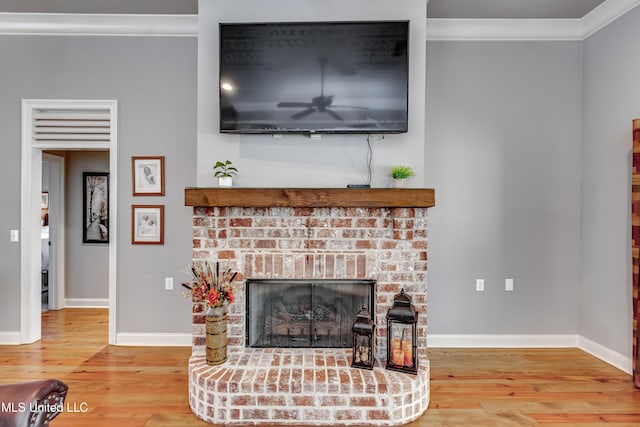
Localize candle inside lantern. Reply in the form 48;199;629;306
390;337;403;365
391;336;401;351
402;337;412;367
392;349;404;365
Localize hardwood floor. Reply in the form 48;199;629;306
0;309;638;426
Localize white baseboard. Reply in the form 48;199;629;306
65;298;109;308
428;333;632;375
428;334;578;348
116;332;191;347
0;331;21;345
578;336;632;374
2;329;191;347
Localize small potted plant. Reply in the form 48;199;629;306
390;165;415;188
213;160;238;187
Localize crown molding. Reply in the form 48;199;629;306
0;0;638;40
0;13;197;37
426;0;640;41
582;0;640;39
426;18;583;41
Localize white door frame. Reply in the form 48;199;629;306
42;153;65;310
21;99;118;344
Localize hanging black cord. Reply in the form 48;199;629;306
348;135;378;188
366;135;373;186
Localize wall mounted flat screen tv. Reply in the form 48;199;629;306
219;21;409;134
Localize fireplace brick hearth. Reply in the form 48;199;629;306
186;188;434;426
189;349;429;426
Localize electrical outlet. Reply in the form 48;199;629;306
505;278;514;291
10;230;19;242
165;277;174;290
475;279;485;292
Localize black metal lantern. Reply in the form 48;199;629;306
386;289;418;374
352;305;375;370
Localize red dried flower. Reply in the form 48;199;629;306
182;260;237;308
207;289;220;307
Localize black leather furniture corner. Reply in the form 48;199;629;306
0;379;68;427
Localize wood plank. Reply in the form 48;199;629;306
184;187;436;208
1;310;638;426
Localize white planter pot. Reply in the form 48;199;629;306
393;178;407;188
218;176;233;187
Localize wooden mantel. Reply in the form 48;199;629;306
184;187;435;208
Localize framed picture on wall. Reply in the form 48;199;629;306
131;205;164;245
132;156;164;196
41;192;49;209
41;192;49;226
83;172;109;244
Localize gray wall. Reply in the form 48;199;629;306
0;35;197;335
425;41;584;334
581;6;640;356
0;105;22;330
65;151;109;300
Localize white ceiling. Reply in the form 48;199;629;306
0;0;610;19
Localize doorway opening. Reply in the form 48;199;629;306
21;99;118;344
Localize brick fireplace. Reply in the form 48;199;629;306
185;188;434;426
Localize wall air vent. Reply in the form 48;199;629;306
32;108;112;149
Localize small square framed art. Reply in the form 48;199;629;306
132;156;164;196
131;205;164;245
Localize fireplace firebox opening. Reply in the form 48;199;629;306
245;279;375;348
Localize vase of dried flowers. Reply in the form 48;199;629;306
205;305;228;365
182;260;237;366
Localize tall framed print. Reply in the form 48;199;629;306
132;156;164;196
132;205;164;245
83;172;109;243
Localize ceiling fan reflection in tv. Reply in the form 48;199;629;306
276;57;369;122
219;20;409;135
